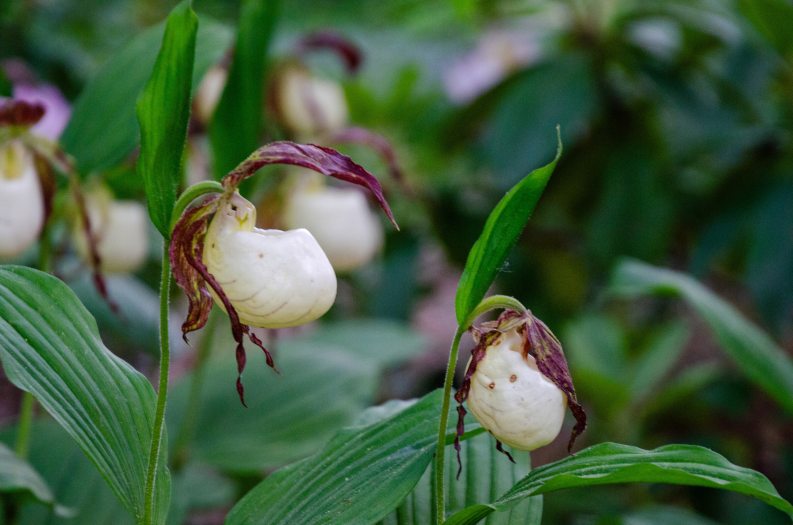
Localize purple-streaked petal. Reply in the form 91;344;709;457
522;313;587;452
222;141;398;228
0;99;45;127
169;195;277;406
331;126;408;191
295;30;363;74
14;84;71;140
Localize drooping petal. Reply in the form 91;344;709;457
222;141;398;228
523;314;587;451
294;30;363;73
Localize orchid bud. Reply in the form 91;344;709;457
273;66;348;138
0;140;45;259
203;192;337;328
466;325;567;450
456;309;586;465
283;174;383;272
74;189;149;273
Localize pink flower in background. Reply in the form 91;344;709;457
443;30;540;104
3;59;71;140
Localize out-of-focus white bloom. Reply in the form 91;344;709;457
466;326;567;451
74;189;149;273
193;65;228;125
283;174;383;272
274;67;348;138
204;192;337;328
0;140;44;259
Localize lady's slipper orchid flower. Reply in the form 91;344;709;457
455;309;586;469
273;65;349;139
170;141;397;404
74;188;149;273
204;192;337;327
270;31;363;140
193;64;228;126
0;139;45;259
283;172;383;272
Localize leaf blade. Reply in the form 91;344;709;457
226;391;445;525
61;19;231;175
209;0;279;178
136;0;199;237
608;259;793;414
445;443;793;525
0;266;170;523
454;128;562;325
0;442;57;509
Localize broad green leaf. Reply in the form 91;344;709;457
167;464;236;525
738;0;793;56
0;442;62;514
226;390;446;525
608;259;793;415
306;319;426;368
166;342;379;473
640;362;722;419
61;19;231;174
0;266;170;524
628;322;688;403
209;0;279;178
136;1;198;237
0;421;131;525
70;274;160;355
380;432;541;525
444;443;793;525
621;505;720;525
476;56;595;190
455;128;562;325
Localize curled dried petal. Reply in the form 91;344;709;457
330;127;408;193
222;141;398;228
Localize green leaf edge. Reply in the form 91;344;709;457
444;442;793;525
454;126;562;325
135;0;199;237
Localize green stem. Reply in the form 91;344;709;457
433;325;466;525
172;309;218;469
14;393;35;459
143;241;172;525
169;180;224;233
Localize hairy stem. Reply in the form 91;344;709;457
143;241;172;525
433;326;465;525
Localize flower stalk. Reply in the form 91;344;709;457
142;241;172;525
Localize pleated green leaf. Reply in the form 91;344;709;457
444;443;793;525
0;421;131;525
226;390;446;525
166;342;379;473
61;18;231;175
379;432;541;525
609;259;793;415
0;266;170;524
209;0;279;178
0;442;63;514
136;0;198;237
455;128;562;326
